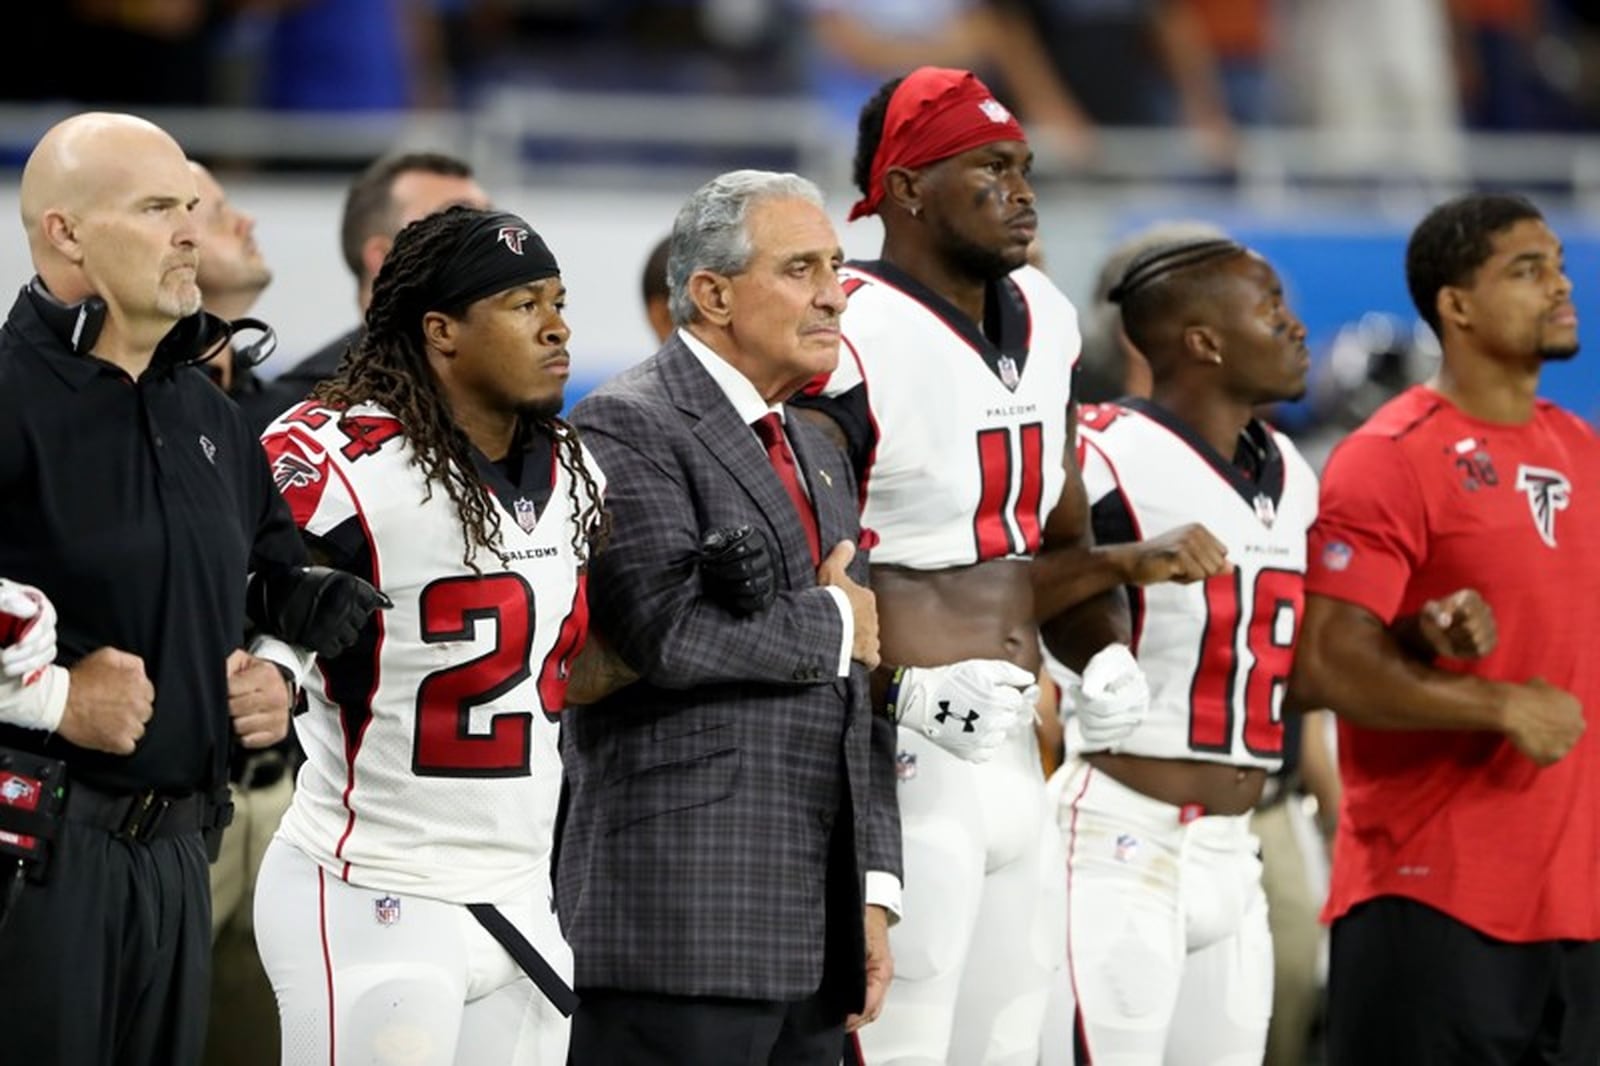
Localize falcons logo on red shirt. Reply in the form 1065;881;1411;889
1515;464;1570;548
497;226;528;255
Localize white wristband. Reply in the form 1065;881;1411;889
0;664;70;733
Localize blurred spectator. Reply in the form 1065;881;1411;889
1;0;219;105
188;162;283;428
1279;0;1464;178
1449;0;1574;129
254;150;489;428
1184;0;1276;124
256;0;452;111
640;233;673;344
998;0;1239;167
797;0;1099;161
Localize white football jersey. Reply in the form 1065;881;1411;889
1077;400;1318;770
815;260;1079;568
260;401;603;903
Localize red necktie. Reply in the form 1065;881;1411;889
753;412;820;565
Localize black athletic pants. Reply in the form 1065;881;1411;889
0;817;212;1065
1327;896;1600;1066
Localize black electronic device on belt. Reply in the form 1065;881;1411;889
0;745;67;880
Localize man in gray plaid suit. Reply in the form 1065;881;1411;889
558;170;898;1065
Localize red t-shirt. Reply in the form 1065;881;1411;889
1307;385;1600;942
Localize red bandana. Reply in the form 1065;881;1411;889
848;67;1028;222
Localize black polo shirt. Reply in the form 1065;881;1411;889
0;289;307;793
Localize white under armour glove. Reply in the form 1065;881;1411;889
1069;643;1149;751
888;659;1038;763
0;579;56;686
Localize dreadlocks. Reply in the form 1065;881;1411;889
314;207;609;570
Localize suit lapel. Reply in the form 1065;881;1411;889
658;342;816;587
787;419;853;566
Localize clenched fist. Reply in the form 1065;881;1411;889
58;648;155;755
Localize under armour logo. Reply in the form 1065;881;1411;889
1516;464;1571;548
934;700;981;733
497;226;528;255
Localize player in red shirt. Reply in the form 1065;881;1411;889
1291;192;1600;1064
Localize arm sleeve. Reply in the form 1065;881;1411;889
864;699;904;897
575;403;848;691
1304;433;1427;624
244;434;310;577
258;425;371;566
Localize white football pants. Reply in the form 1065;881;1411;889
860;722;1066;1065
1040;758;1272;1066
254;838;570;1066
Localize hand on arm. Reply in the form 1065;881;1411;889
245;565;392;659
1393;588;1498;662
0;578;56;685
1288;595;1584;766
699;524;776;617
225;648;293;749
564;633;640;707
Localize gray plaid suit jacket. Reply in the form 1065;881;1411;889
559;336;901;1008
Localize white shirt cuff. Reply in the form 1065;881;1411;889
823;585;852;677
249;636;315;687
0;664;70;733
866;870;903;924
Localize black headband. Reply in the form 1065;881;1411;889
430;211;560;309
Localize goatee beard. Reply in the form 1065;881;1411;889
518;395;564;422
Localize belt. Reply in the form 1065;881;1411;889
63;780;220;844
230;749;291;792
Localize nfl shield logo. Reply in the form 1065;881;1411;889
998;355;1021;390
978;98;1013;124
895;751;918;782
1114;832;1139;863
1252;493;1276;528
513;497;538;534
374;895;401;926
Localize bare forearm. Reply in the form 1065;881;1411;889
1039;588;1130;672
1032;543;1136;624
1290;615;1507;733
565;637;639;706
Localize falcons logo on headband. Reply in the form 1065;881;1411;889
1515;464;1570;548
497;226;528;255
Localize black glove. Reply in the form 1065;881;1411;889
700;524;776;617
246;566;392;659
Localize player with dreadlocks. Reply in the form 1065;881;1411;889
253;205;606;1065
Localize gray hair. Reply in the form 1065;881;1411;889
667;170;825;326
